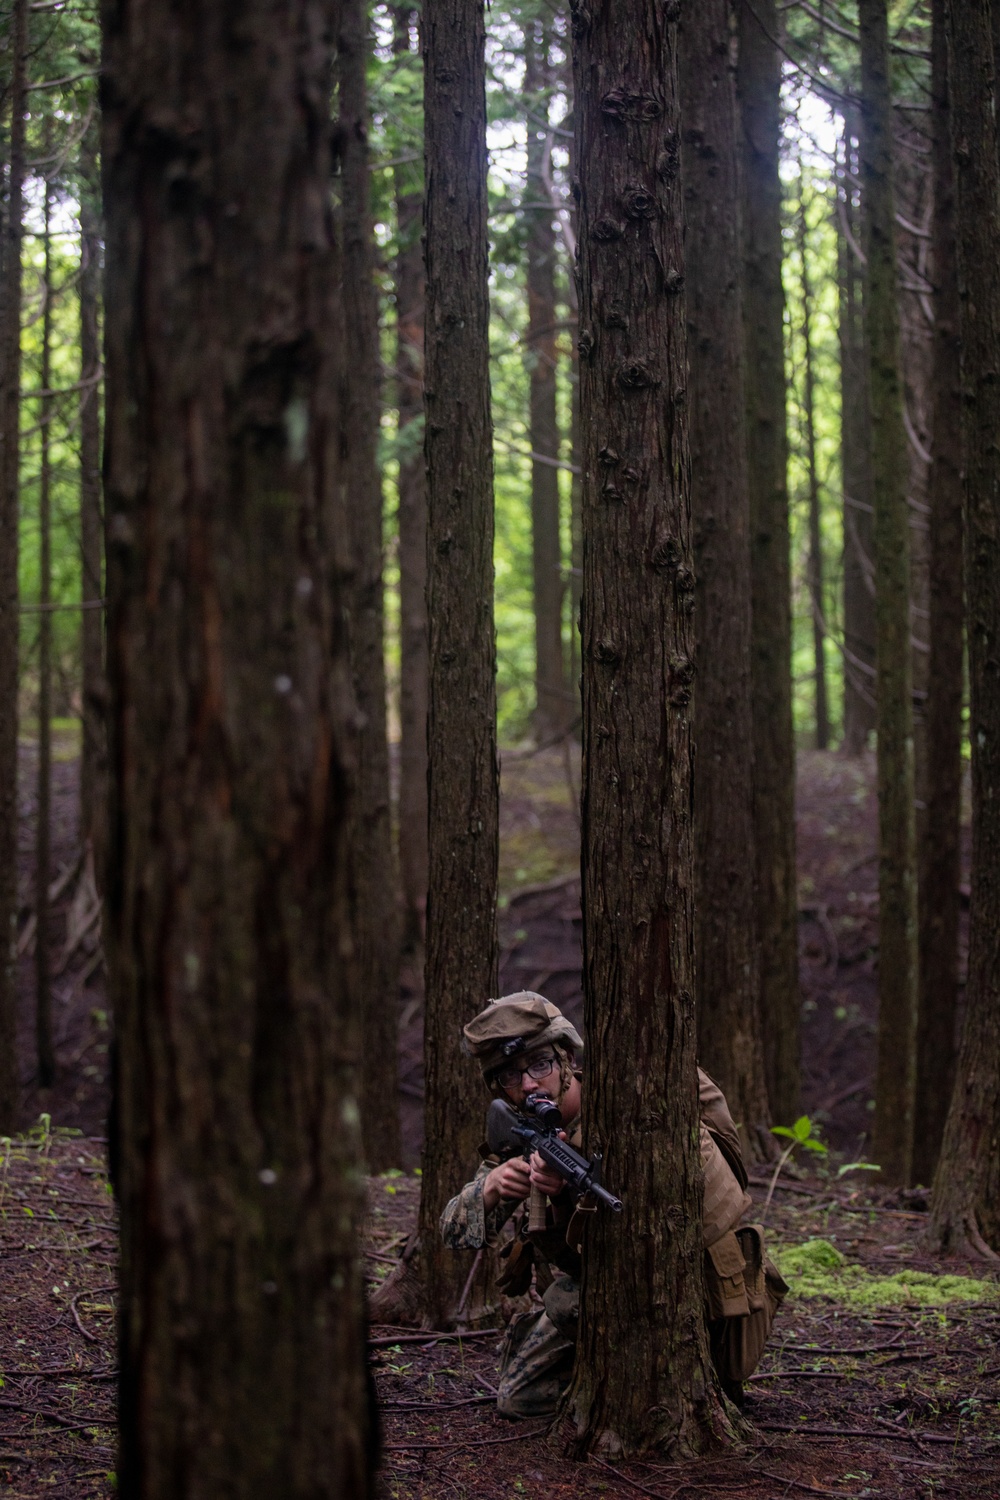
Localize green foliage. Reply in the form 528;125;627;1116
772;1114;829;1154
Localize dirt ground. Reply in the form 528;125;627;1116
3;742;997;1498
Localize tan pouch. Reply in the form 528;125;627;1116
709;1224;789;1385
704;1229;750;1319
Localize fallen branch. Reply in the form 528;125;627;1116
0;1397;110;1431
370;1328;498;1348
755;1469;864;1499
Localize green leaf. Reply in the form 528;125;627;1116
771;1126;796;1140
803;1139;828;1153
792;1115;814;1142
837;1161;881;1178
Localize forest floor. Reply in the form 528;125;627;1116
3;740;997;1498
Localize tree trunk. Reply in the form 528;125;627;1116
524;19;565;739
36;177;54;1089
914;0;964;1190
102;1;375;1492
930;0;1000;1257
859;0;920;1186
797;177;830;752
563;0;738;1454
340;0;401;1173
393;6;429;959
416;0;500;1327
737;0;799;1127
838;109;878;756
0;0;28;1134
78;129;106;882
680;0;769;1151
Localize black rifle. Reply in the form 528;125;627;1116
486;1091;623;1213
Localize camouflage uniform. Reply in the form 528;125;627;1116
441;992;781;1418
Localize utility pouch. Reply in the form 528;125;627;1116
709;1224;789;1386
704;1229;750;1320
496;1234;535;1297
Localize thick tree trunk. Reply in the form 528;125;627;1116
36;180;54;1089
931;0;1000;1257
102;2;375;1493
78;132;106;881
416;0;500;1327
838;110;878;756
914;0;964;1189
797;181;829;752
680;0;769;1151
524;20;565;739
737;0;799;1127
563;0;737;1455
341;0;401;1173
0;0;28;1134
859;0;920;1186
393;6;429;959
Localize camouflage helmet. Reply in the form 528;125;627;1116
463;991;584;1082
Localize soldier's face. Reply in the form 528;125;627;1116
500;1049;581;1124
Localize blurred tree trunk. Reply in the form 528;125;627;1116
102;1;376;1492
931;0;1000;1257
797;179;829;752
416;0;499;1328
860;0;919;1186
393;6;429;959
340;0;401;1172
78;130;106;882
36;177;54;1088
563;0;738;1455
737;0;799;1127
680;0;769;1151
838;109;878;755
524;18;565;739
914;0;963;1189
0;0;28;1134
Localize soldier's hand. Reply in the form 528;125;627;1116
529;1144;566;1199
484;1157;532;1208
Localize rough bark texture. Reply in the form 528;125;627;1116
680;0;769;1151
931;0;1000;1256
563;0;736;1455
797;186;829;752
102;2;375;1493
36;182;54;1089
838;110;878;756
393;6;429;958
341;0;401;1173
0;0;27;1133
417;0;500;1327
914;0;964;1189
737;0;799;1127
78;131;106;880
524;20;566;739
859;0;920;1186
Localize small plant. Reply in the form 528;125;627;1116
762;1115;827;1219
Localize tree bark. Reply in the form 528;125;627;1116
524;18;566;739
914;0;964;1190
416;0;500;1327
680;0;769;1151
78;129;106;882
36;177;54;1089
930;0;1000;1256
859;0;920;1186
102;1;375;1492
563;0;737;1454
737;0;799;1127
393;6;429;959
838;109;878;756
797;178;830;752
0;0;28;1134
340;0;401;1173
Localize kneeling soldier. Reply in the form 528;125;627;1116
440;991;787;1417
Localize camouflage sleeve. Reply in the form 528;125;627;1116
440;1159;519;1249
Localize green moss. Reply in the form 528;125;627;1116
773;1238;999;1309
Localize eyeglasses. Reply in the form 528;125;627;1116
495;1054;559;1091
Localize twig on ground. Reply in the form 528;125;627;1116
370;1328;498;1348
382;1424;547;1451
381;1394;496;1410
0;1397;111;1431
754;1469;864;1498
757;1422;968;1444
69;1284;115;1344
